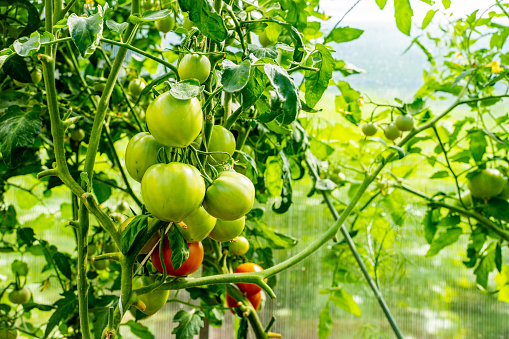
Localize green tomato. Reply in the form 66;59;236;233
146;92;203;148
208;125;236;164
103;242;118;253
93;260;109;271
208;217;245;242
142;0;155;10
178;54;211;84
395;114;414;132
125;132;162;182
128;78;146;97
176;206;217;242
87;244;97;258
0;328;18;339
8;287;31;304
383;123;400;141
229;236;249;256
131;276;170;316
468;169;506;199
94;82;106;93
155;15;175;33
183;18;194;31
70;129;85;142
499;181;509;199
141;163;205;222
361;122;377;137
30;68;42;84
259;30;274;47
203;171;255;220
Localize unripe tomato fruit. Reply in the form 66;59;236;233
131;276;170;316
155;15;175;33
209;217;245;242
87;244;97;257
70;129;85;142
178;54;211;84
151;238;204;276
128;78;146;97
0;328;18;339
203;171;255;220
259;30;274;47
235;263;265;296
104;242;118;253
361;122;377;136
120;217;160;254
9;287;31;304
383;123;400;140
229;236;249;256
125;132;162;182
226;292;261;313
467;169;506;199
176;206;216;242
208;125;236;163
93;260;109;270
142;0;155;10
94;83;105;92
395;114;414;132
31;68;42;84
183;18;194;31
146;92;203;148
141;163;205;222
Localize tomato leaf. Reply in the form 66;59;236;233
325;27;364;44
467;129;487;162
92;172;117;204
247;44;278;59
172;310;205;339
422;9;437;29
3;54;31;82
425;227;462;257
429;170;449;179
305;44;334;108
68;4;108;58
93;308;109;339
169;79;204;100
475;243;497;289
320;288;361;317
335;81;361;125
5;0;41;38
247;219;297;249
13;31;43;57
479;198;509;223
168;227;189;271
272;150;293;214
53;252;73;280
130;9;172;24
105;19;129;34
0;105;42;168
178;0;227;42
264;64;301;125
394;0;414;36
241;67;266;110
120;215;149;255
44;292;79;338
0;49;15;70
220;59;252;93
125;320;155;339
318;302;333;339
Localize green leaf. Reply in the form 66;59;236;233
120;215;149;254
475;243;497;289
480;198;509;223
15;189;38;210
264;157;283;197
0;48;15;70
305;44;334;108
321;288;361;317
235;317;249;339
380;190;406;225
264;64;301;125
0;105;42;168
11;259;28;276
172;310;205;339
375;0;387;9
105;19;128;34
247;44;278;59
125;320;155;339
5;0;41;38
169;226;189;270
325;26;364;44
44;293;78;338
248;219;298;249
16;227;35;247
467;129;487;162
429;170;449;179
442;0;451;9
169;79;204;100
13;31;44;57
67;4;108;58
130;9;171;23
422;9;437;29
335;81;361;125
53;252;73;280
241;67;266;110
394;0;413;36
425;227;462;257
3;54;31;82
272;150;293;214
220;60;251;93
92;172;116;204
310;137;335;160
178;0;227;42
93;308;109;339
318;302;333;339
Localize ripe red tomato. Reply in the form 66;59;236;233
151;237;204;276
141;163;205;222
125;132;162;182
234;263;265;296
226;292;261;313
207;125;236;163
146;92;203;148
203;171;255;221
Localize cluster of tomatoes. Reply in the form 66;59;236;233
122;51;266;315
361;113;415;141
